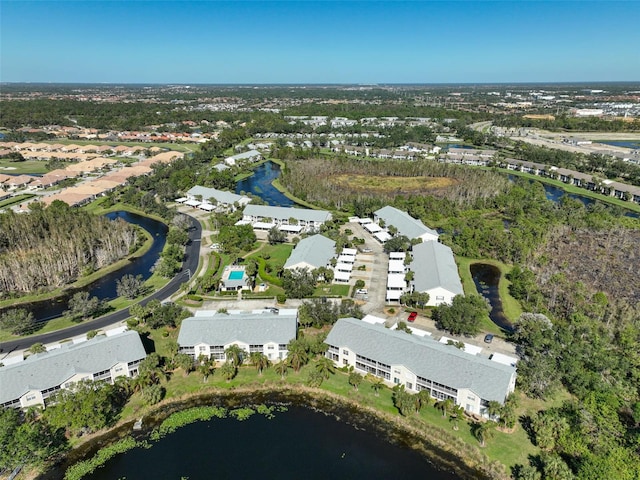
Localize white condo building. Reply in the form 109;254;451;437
177;309;298;363
325;318;516;416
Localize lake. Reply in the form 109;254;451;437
86;406;461;480
235;161;296;207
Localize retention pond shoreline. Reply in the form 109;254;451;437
38;386;502;480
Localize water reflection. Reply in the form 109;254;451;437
235;161;296;206
470;263;513;332
87;406;461;480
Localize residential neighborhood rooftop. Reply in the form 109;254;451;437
326;318;516;402
410;241;464;297
284;234;336;270
177;310;298;347
0;331;146;406
374;206;439;241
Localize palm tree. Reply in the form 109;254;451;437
540;452;573;480
134;353;167;393
197;355;215;382
315;356;336;380
175;353;194;377
415;389;433;412
113;375;133;400
449;405;465;431
306;370;325;387
392;385;414;416
486;400;502;421
274;360;289;379
348;371;363;391
371;377;384;397
250;352;271;375
287;349;308;373
225;344;246;367
436;398;455;418
219;361;237;382
472;421;495;447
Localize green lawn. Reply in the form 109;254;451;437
313;284;350;297
0;193;35;209
40;139;198;154
251;242;293;265
0;160;49;174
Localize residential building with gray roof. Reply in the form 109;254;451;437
373;206;439;242
185;185;251;209
410;240;463;306
242;205;332;231
178;309;298;363
325;318;516;416
284;234;336;271
225;149;262;166
0;331;146;409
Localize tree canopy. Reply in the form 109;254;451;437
432;295;489;336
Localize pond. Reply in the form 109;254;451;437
470;263;513;332
83;406;462;480
1;211;167;322
235;161;297;206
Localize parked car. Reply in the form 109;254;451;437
407;311;418;322
484;334;494;344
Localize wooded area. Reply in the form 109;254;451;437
0;201;138;295
280;157;510;209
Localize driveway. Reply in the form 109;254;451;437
342;221;388;315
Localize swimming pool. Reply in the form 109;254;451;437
228;270;244;280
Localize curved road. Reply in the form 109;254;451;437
0;213;202;356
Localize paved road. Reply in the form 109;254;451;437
0;213;202;356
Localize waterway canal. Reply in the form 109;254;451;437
235;161;296;207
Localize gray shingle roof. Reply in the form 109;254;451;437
227;150;262;161
326;318;515;402
284;234;336;269
177;312;298;347
374;206;438;240
243;205;331;223
410;241;464;296
0;331;146;405
186;185;248;205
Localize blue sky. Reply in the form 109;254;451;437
1;1;639;83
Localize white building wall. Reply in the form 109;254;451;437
457;387;483;414
418;232;440;243
20;390;44;409
191;341;288;363
328;344;499;416
424;286;457;306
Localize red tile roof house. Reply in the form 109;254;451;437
6;175;34;189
